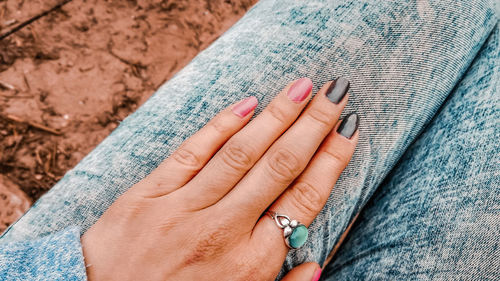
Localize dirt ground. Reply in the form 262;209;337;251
0;0;256;232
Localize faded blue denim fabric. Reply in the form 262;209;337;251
0;0;498;280
324;23;499;280
0;227;86;280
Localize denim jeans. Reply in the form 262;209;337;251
324;22;499;281
0;0;498;280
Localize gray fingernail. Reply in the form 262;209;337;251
326;77;349;104
337;113;359;139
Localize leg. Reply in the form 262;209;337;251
323;23;499;280
1;0;497;277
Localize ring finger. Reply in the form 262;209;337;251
251;113;359;253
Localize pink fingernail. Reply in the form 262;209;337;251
311;268;322;281
232;96;258;117
287;77;313;103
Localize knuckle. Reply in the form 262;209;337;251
236;262;266;281
238;268;261;281
306;106;334;128
322;148;350;169
208;114;232;135
171;147;203;170
109;196;152;225
183;222;233;265
289;181;323;216
267;148;301;183
266;102;289;124
220;140;254;171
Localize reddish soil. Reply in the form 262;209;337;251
0;0;256;232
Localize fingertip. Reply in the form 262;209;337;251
320;114;359;157
281;261;322;281
323;77;350;105
287;77;313;103
336;112;360;140
313;80;350;111
232;96;259;118
349;126;360;143
302;77;313;89
312;266;322;281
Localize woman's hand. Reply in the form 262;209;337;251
81;77;359;281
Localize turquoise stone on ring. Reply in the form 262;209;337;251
288;224;308;248
266;211;309;249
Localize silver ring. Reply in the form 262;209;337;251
266;210;308;249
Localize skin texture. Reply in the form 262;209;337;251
81;78;359;281
281;262;321;281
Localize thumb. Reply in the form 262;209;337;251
281;262;322;281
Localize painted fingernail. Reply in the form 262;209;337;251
287;77;313;103
326;77;349;104
232;96;258;118
337;113;359;139
311;268;322;281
